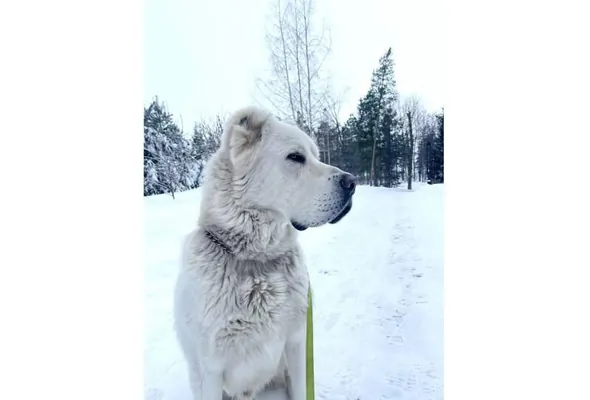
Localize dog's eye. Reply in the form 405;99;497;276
286;152;306;164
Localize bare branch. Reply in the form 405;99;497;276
257;0;334;142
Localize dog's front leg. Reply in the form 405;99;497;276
188;366;224;400
285;326;307;400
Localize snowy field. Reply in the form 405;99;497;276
144;183;444;400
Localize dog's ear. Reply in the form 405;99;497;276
222;106;271;161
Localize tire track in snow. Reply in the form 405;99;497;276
305;187;442;400
375;187;443;400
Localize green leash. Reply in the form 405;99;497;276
306;285;315;400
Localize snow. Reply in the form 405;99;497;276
144;183;444;400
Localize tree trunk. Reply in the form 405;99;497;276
327;128;331;164
426;140;431;182
406;111;413;190
370;134;378;186
277;0;297;122
370;103;383;187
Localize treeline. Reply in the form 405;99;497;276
144;0;443;197
144;48;443;198
143;98;222;198
310;48;444;188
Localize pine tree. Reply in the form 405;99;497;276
340;114;360;176
353;48;398;186
379;106;397;187
423;109;444;184
417;118;437;183
316;119;330;163
204;116;223;159
355;92;378;184
369;48;397;186
143;97;199;198
434;109;444;183
190;122;211;188
189;116;224;187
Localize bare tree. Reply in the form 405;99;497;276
256;0;332;142
321;88;348;165
402;96;426;190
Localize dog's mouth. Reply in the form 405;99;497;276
328;197;353;225
291;197;353;231
291;221;308;231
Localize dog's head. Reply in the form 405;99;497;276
218;106;356;231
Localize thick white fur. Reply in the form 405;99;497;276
173;106;355;400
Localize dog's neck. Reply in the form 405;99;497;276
198;152;299;261
200;205;296;261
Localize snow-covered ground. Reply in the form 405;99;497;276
144;183;444;400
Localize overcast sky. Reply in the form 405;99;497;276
144;0;444;131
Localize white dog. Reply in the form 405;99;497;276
173;106;356;400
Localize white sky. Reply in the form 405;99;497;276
144;0;444;131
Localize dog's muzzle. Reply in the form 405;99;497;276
328;173;356;224
291;173;357;231
328;197;353;225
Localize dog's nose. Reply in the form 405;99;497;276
339;173;357;195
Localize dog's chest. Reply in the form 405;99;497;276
213;258;308;351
